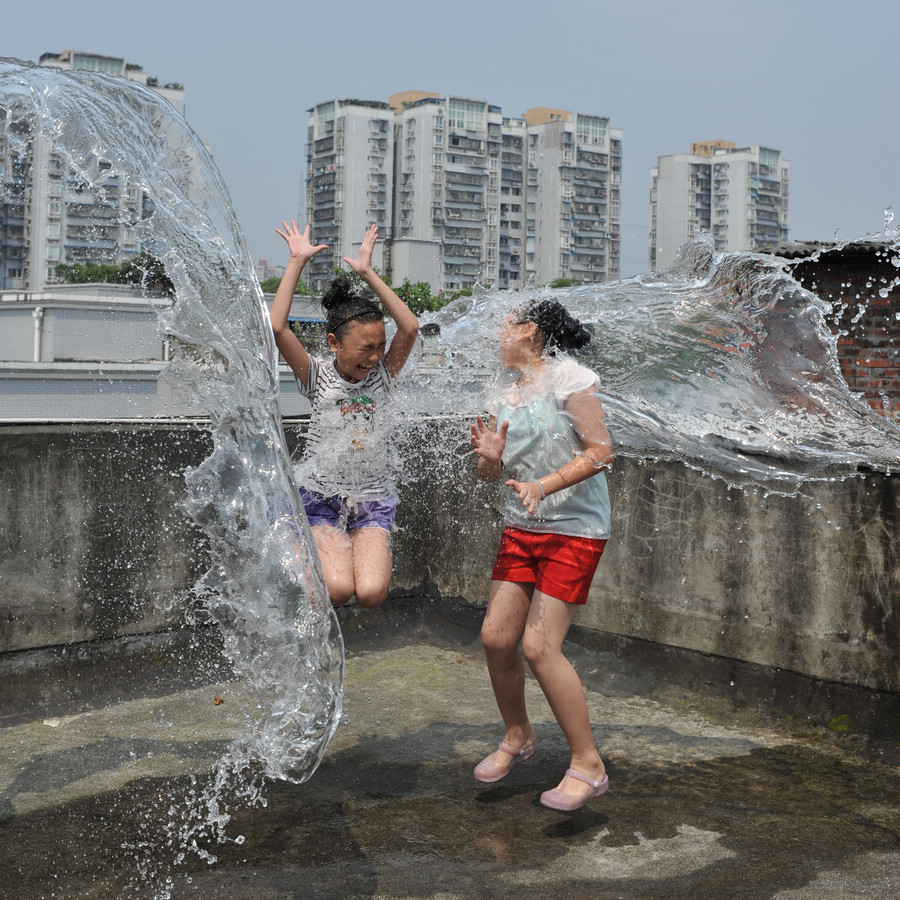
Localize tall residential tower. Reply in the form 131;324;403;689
649;141;789;271
302;91;623;293
0;51;185;291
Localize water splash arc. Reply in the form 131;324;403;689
5;53;900;898
418;234;900;493
0;58;344;789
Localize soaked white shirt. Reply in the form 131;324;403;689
488;356;612;540
294;355;395;503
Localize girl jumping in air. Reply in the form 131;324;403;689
270;220;419;608
470;298;614;811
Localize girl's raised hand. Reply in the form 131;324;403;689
470;416;508;463
343;223;378;275
275;220;328;264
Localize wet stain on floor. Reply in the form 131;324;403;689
1;610;898;899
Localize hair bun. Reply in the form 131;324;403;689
321;276;354;311
564;319;591;350
523;299;592;352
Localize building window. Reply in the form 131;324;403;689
449;99;486;131
576;115;607;145
71;53;123;76
317;102;335;132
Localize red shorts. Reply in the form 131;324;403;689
491;527;607;605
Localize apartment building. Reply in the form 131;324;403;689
649;141;789;271
0;51;185;291
303;91;622;293
524;108;622;285
303;99;394;288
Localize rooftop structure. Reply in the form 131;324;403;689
0;285;318;420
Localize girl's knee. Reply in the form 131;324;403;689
329;584;356;606
325;567;356;607
521;632;552;669
481;622;518;657
354;585;388;609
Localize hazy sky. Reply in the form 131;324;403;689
4;0;898;278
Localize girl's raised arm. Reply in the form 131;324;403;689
271;221;328;388
343;224;419;378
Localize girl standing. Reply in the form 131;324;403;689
270;220;419;608
470;298;614;811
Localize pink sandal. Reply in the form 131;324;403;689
540;768;609;811
474;740;537;783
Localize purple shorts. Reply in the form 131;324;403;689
300;488;397;531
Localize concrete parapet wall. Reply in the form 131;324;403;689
0;425;209;650
582;464;900;693
1;422;898;694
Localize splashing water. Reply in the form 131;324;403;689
0;57;343;890
418;235;900;493
5;53;900;896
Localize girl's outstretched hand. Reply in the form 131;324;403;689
505;478;544;515
343;223;378;275
470;415;508;463
276;220;328;265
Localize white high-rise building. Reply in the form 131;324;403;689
303;99;394;289
302;92;622;293
389;91;505;293
524;108;622;285
649;141;789;271
0;51;185;291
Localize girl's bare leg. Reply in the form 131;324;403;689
350;526;392;609
480;579;538;764
523;590;605;798
311;524;355;606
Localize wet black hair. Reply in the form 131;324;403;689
321;276;384;341
521;298;591;352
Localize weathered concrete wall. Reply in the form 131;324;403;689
582;464;900;693
1;422;898;694
0;425;209;650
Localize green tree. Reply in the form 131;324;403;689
56;252;174;295
260;276;312;295
117;251;175;295
394;278;437;315
324;268;469;316
438;286;474;303
56;261;121;284
549;277;578;288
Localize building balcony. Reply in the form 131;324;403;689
63;239;118;250
444;198;483;210
443;262;482;276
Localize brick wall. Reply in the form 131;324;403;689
781;242;900;419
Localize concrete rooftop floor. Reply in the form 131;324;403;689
1;597;899;899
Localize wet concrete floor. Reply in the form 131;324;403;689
1;597;899;899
